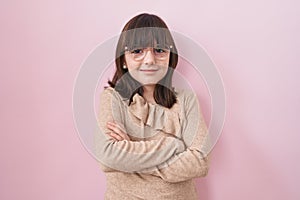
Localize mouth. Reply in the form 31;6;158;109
139;69;159;72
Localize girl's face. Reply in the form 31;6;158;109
124;44;170;86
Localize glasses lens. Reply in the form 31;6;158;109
129;47;144;60
154;46;169;59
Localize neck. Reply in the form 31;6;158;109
143;84;155;94
142;84;156;103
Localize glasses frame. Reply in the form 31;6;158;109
124;45;173;61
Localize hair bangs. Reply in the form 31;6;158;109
124;27;173;50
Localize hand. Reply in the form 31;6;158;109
106;121;131;141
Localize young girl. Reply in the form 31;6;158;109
95;13;209;200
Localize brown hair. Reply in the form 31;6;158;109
108;13;178;108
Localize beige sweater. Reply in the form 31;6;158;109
94;86;209;200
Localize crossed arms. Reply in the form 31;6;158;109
94;88;209;182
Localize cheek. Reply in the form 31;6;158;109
162;55;170;67
124;56;140;71
158;60;169;69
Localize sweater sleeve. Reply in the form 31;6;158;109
93;88;186;173
138;91;210;182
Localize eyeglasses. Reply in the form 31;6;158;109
124;45;172;61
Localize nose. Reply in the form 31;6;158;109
143;48;155;65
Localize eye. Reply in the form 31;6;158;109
154;48;166;53
131;48;143;54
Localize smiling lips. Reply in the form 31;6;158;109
139;69;158;72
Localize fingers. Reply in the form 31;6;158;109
107;122;124;135
106;121;130;141
108;129;129;141
108;132;123;141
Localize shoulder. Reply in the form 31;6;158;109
99;86;127;106
100;86;118;102
99;86;113;100
100;86;114;95
100;86;121;98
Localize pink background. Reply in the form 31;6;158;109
1;0;300;200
